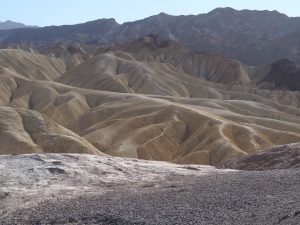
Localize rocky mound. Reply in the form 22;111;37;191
222;142;300;170
258;59;300;91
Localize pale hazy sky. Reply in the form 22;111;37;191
2;0;299;26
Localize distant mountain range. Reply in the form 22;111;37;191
0;20;33;30
1;7;300;65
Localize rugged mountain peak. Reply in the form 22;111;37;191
208;7;237;15
157;12;170;16
2;20;17;24
147;12;172;21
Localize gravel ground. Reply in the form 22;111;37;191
1;154;300;225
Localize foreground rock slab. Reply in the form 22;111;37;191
0;154;300;225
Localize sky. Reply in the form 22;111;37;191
1;0;300;26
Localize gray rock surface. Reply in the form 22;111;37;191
1;154;299;225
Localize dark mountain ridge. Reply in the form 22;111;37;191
0;18;117;44
1;8;300;65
